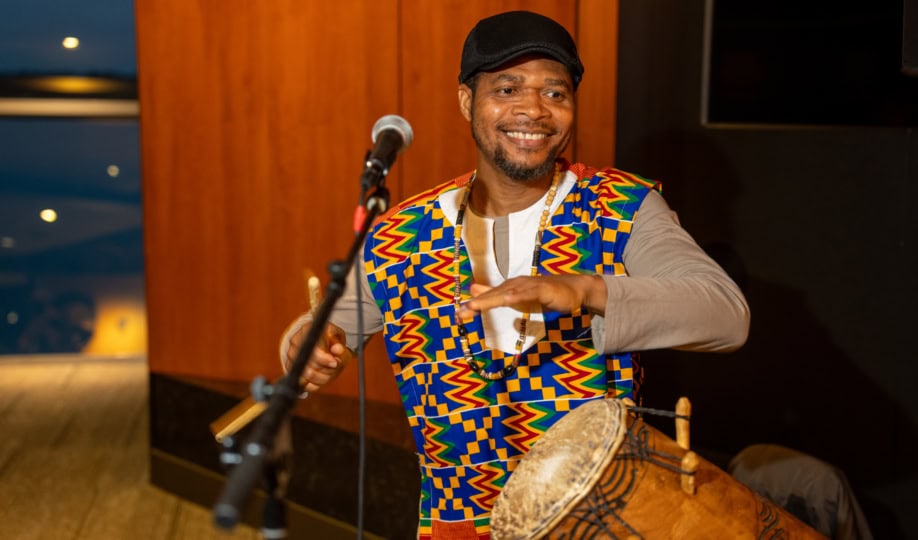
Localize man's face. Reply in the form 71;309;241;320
459;57;575;182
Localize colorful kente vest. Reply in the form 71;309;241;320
363;163;658;539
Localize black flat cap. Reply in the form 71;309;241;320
459;11;584;89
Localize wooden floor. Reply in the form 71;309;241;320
0;355;259;540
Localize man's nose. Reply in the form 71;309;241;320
512;90;549;119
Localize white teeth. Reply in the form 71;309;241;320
506;131;547;140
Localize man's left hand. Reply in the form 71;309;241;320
456;274;606;320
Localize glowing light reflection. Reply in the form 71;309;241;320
40;209;58;223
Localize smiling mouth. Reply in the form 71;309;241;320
504;131;550;140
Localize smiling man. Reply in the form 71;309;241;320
281;10;749;539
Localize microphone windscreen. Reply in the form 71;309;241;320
371;114;414;151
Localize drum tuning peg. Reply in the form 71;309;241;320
675;396;692;450
681;451;699;495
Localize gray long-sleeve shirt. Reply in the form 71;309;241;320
308;188;749;356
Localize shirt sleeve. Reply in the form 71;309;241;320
282;189;749;365
328;261;384;350
589;190;750;353
278;250;384;366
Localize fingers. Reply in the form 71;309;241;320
300;350;341;393
456;283;518;320
456;276;591;320
457;279;541;320
324;323;348;349
285;323;350;393
468;277;549;307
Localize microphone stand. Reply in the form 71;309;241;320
212;158;391;533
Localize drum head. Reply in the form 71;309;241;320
491;399;629;539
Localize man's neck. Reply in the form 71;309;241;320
469;164;556;217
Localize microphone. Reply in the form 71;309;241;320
361;114;413;191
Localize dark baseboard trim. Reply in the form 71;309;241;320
150;448;386;540
148;373;419;538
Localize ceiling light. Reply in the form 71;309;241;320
40;208;58;223
6;312;19;325
107;164;120;177
24;76;127;95
62;36;80;49
1;236;14;248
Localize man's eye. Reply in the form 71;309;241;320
546;90;565;99
497;87;515;95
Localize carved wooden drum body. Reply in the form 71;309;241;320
490;399;825;539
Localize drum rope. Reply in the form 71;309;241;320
620;424;696;478
568;506;644;539
641;448;697;477
627;404;689;420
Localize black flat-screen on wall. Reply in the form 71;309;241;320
704;0;918;126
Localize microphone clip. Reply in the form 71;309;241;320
360;150;388;192
359;150;391;214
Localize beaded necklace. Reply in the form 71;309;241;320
452;165;562;380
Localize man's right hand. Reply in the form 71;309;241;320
285;321;352;393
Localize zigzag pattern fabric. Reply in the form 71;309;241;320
364;162;658;539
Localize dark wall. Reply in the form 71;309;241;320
615;1;918;538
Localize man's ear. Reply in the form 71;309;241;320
458;84;472;121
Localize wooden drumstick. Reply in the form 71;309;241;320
680;450;700;495
676;396;691;450
210;397;268;443
302;269;322;313
209;269;321;443
306;272;322;315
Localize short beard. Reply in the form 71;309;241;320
492;144;558;181
470;120;561;182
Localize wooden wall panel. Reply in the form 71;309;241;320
136;0;402;401
136;0;618;406
575;0;619;167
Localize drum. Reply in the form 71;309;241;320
490;398;825;539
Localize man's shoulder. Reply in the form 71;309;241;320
398;173;470;210
374;172;471;224
567;162;661;220
568;162;659;191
